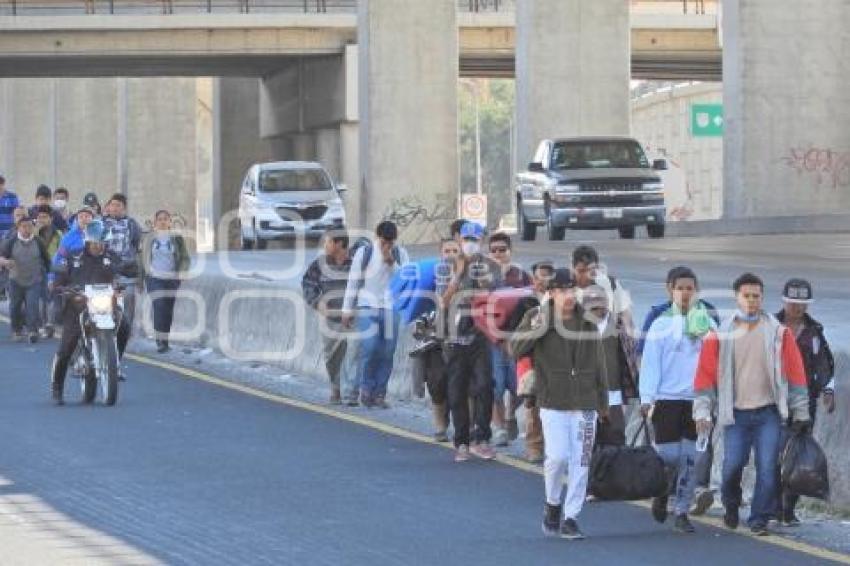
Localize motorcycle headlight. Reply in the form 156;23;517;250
89;294;112;314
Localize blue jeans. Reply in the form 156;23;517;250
355;309;400;399
9;280;41;334
721;405;782;525
490;342;516;401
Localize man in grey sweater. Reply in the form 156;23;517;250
0;216;50;342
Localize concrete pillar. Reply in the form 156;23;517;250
291;133;316;161
358;0;458;242
315;128;340;180
515;0;630;166
723;0;850;219
339;121;360;223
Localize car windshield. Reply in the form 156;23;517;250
550;141;650;170
258;168;332;192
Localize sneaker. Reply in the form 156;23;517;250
28;333;39;344
40;326;54;339
434;430;449;443
51;386;63;406
373;396;390;409
691;489;715;516
749;521;770;536
156;340;170;353
674;514;696;533
454;445;470;463
506;418;519;441
723;506;740;530
542;503;561;537
651;496;669;524
360;393;374;408
344;396;360;407
492;427;509;447
470;442;496;460
782;513;801;527
560;518;585;540
329;387;342;405
526;451;544;465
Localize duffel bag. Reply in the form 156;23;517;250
589;418;668;501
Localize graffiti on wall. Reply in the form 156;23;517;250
381;195;455;242
780;147;850;190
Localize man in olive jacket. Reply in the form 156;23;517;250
509;268;610;541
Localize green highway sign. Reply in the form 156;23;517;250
691;103;724;137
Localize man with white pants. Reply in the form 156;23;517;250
510;269;610;540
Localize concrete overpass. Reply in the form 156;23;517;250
0;12;720;80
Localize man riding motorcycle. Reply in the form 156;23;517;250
50;221;135;405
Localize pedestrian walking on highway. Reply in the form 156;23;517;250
510;268;610;540
29;185;68;232
438;222;502;462
302;229;353;405
142;210;190;354
342;221;409;408
103;193;142;362
0;181;24;302
0;215;50;342
503;260;554;463
638;266;721;516
694;273;811;536
35;205;63;338
487;231;530;446
639;266;715;534
775;278;836;526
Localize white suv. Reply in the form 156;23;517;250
238;161;347;250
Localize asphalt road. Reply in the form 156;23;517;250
0;319;845;565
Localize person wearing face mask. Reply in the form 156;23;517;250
341;221;410;408
28;185;68;232
438;221;503;462
639;267;715;534
510;269;610;540
53;187;71;222
0;215;50;342
694;273;810;537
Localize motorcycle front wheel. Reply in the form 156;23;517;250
95;329;119;406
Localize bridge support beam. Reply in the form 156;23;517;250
515;0;630;166
357;0;458;242
723;0;850;219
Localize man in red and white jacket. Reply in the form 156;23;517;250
693;273;810;537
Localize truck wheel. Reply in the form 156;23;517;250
518;202;537;241
647;223;666;239
618;226;636;240
240;221;255;250
548;220;566;241
254;221;268;250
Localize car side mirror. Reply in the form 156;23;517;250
528;162;545;173
336;183;348;194
652;159;668;171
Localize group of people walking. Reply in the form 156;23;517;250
302;218;836;540
0;176;191;403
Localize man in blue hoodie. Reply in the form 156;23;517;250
50;206;95;283
640;266;716;534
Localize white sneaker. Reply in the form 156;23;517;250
492;427;509;447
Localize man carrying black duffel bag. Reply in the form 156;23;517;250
509;269;610;541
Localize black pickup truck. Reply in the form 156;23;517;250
515;137;667;240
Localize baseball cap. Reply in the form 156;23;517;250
459;221;485;241
548;268;576;290
83;192;100;207
782;278;813;304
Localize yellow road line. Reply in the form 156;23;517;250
126;352;850;564
1;308;846;564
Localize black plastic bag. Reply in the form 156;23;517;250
590;419;668;501
781;431;830;500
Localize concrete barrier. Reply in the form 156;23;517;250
163;263;848;511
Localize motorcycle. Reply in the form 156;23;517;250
66;284;124;406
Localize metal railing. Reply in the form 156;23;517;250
1;1;356;15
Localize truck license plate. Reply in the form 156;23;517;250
604;208;623;219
